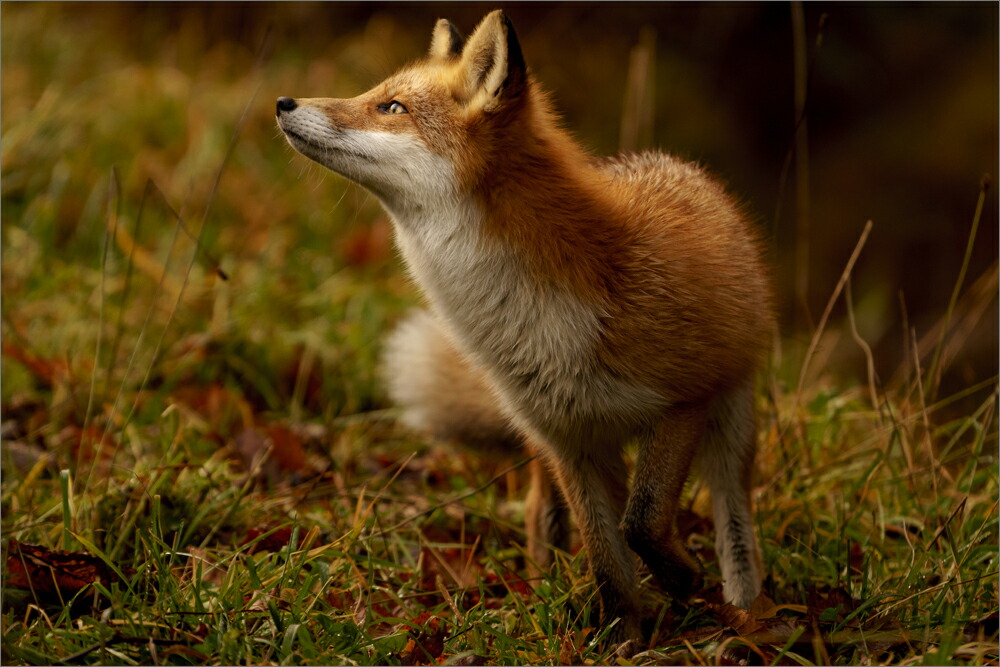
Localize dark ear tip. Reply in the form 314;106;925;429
500;13;525;72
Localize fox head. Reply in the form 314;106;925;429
276;10;531;214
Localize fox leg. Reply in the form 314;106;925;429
621;402;707;602
548;448;641;648
700;380;762;608
524;446;571;576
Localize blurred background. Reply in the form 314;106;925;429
2;1;997;424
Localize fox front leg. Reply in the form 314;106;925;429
547;447;643;654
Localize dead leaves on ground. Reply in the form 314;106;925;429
1;333;978;665
2;329;334;488
654;585;915;666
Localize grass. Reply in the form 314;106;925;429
2;4;997;666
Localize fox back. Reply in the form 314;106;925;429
278;10;773;657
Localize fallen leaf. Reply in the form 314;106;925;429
242;526;293;553
264;423;308;474
398;613;447;665
233;423;317;485
717;602;764;637
558;628;592;666
5;540;125;597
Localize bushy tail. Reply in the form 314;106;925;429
381;309;522;453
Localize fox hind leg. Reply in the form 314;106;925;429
700;379;763;609
524;448;571;576
621;403;707;602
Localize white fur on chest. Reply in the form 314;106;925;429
391;198;667;450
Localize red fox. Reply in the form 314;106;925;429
277;10;773;655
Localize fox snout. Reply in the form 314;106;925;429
276;96;297;116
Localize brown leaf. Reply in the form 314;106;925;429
749;593;808;620
264;423;308;473
5;540;125;597
558;628;592;666
676;508;714;540
170;383;250;439
718;603;765;637
233;423;317;485
398;638;420;666
711;592;807;654
326;588;356;612
242;526;293;553
399;613;447;665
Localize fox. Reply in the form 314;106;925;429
276;10;773;655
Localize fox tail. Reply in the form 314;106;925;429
381;309;522;453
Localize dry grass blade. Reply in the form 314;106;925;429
927;175;991;402
845;274;881;415
791;219;873;416
619;25;656;153
77;167;120;476
84;179;186;497
908;326;941;500
791;0;811;326
890;260;998;398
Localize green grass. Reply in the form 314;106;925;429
2;4;997;665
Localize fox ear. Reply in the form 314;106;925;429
459;10;526;112
429;18;464;59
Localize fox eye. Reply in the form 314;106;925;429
379;100;408;115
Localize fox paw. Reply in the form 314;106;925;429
651;548;704;602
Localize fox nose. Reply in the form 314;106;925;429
276;97;297;116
